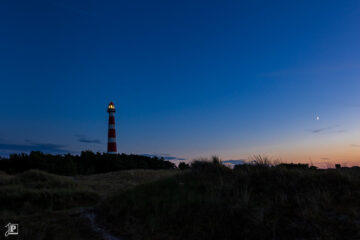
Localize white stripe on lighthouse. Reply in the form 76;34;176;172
108;124;115;129
108;137;116;143
109;112;115;117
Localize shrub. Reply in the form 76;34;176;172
178;162;190;170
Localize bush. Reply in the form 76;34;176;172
277;163;314;169
178;162;190;170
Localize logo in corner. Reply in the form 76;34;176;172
5;223;18;237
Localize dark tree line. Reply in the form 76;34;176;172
0;151;175;175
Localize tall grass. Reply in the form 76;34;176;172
0;169;176;240
98;158;360;240
0;170;99;215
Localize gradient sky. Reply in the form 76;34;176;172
1;0;360;167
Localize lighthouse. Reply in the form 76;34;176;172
107;101;117;154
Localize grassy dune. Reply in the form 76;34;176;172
98;160;360;240
0;169;177;240
77;169;178;196
0;170;99;214
2;161;360;240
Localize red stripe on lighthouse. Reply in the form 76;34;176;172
108;129;116;138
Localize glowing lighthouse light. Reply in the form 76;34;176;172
107;101;117;154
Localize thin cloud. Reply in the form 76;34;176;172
222;160;246;165
350;144;360;148
308;125;341;134
142;153;186;161
75;134;101;144
320;157;330;160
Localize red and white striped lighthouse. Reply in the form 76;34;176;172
107;101;117;154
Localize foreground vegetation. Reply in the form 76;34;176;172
99;158;360;240
0;169;177;240
1;156;360;240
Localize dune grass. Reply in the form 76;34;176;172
76;169;179;197
2;160;360;240
98;158;360;240
0;168;177;240
0;169;101;240
0;169;99;214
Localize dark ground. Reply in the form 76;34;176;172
1;158;360;240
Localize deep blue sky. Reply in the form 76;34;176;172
1;0;360;166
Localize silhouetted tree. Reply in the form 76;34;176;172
0;151;175;175
178;162;190;170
